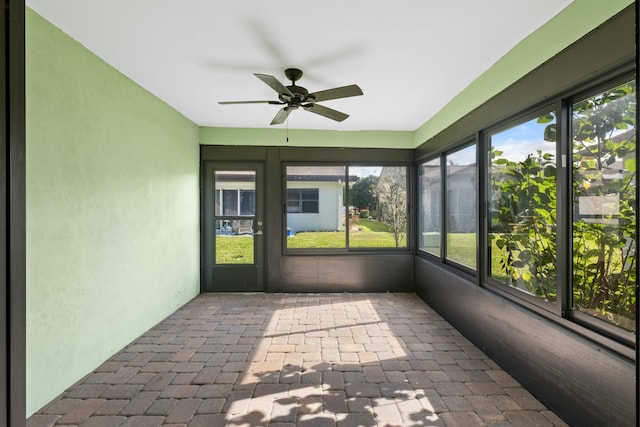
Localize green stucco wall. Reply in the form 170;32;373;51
26;9;200;416
413;0;634;146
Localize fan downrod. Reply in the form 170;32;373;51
284;68;303;83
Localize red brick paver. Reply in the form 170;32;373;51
28;293;568;426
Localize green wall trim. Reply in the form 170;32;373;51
26;8;200;416
413;0;634;147
200;127;414;149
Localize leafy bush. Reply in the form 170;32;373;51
489;81;636;331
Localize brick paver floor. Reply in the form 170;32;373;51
28;293;568;426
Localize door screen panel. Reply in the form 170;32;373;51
214;171;255;265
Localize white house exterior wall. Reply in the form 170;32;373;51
287;181;344;232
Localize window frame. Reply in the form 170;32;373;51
418;156;444;260
283;162;412;254
565;72;637;345
239;189;256;216
443;140;479;276
215;188;256;217
287;188;319;214
481;104;561;314
414;66;636;353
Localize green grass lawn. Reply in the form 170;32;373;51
349;219;403;248
287;218;405;249
286;231;346;249
356;219;391;233
446;233;545;276
216;226;473;264
446;233;476;268
216;235;254;264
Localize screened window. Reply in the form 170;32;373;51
213;170;256;263
286;166;346;249
287;189;319;213
240;190;255;216
416;70;636;345
285;165;409;250
487;112;557;303
571;80;636;332
214;171;256;218
419;158;441;256
215;189;255;216
349;166;407;248
222;189;238;216
445;145;477;269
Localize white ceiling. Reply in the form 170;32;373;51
26;0;573;131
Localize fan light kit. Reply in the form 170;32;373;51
219;68;363;125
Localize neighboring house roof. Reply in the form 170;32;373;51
571;128;636;184
287;166;357;182
610;128;636;143
214;168;360;184
215;171;256;183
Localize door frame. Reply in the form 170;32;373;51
2;0;26;424
201;161;265;292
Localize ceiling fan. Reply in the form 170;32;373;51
218;68;363;125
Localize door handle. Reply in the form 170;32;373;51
253;230;263;236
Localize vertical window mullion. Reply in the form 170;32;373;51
558;99;571;318
476;132;491;286
440;153;447;262
219;188;224;215
345;168;350;250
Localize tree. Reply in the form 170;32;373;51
570;81;636;329
377;167;407;247
490;148;557;301
350;175;378;212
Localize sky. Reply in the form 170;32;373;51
491;116;556;162
349;166;383;178
445;115;556;166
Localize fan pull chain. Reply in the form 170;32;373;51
286;119;289;142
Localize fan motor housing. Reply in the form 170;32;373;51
287;85;308;97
